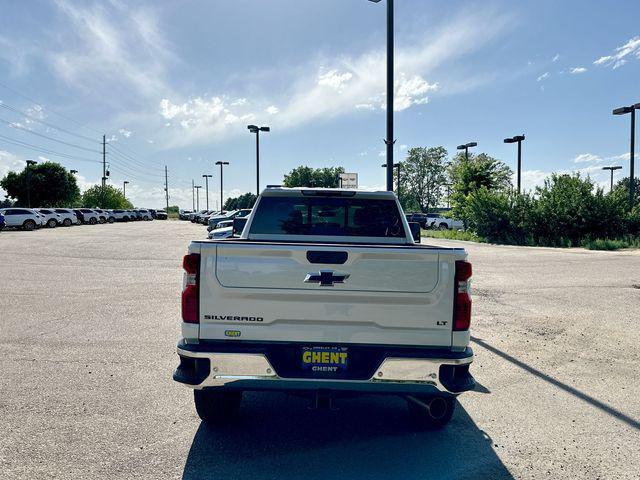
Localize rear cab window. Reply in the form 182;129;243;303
248;193;407;243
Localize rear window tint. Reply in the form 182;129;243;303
250;196;405;238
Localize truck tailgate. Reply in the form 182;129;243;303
196;242;462;347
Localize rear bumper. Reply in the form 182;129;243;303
173;340;474;396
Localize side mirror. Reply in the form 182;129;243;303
232;217;248;236
408;222;421;242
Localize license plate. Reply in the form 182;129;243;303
301;346;348;372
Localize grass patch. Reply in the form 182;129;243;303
582;237;640;250
422;229;483;242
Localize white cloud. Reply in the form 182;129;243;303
552;54;560;62
317;69;353;90
157;10;511;147
573;153;602;164
378;150;386;157
399;144;408;151
536;72;549;82
570;67;587;74
594;36;640;69
265;105;279;115
48;0;172;98
118;128;132;138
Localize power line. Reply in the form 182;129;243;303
0;133;101;163
0;117;102;154
0;80;102;136
0;102;98;143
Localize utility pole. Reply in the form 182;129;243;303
191;179;195;211
194;185;202;210
613;103;639;209
247;125;270;195
504;135;525;193
202;174;212;210
602;166;622;192
215;161;229;211
102;135;106;207
26;160;37;207
164;166;169;211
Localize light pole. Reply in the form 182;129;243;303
194;185;202;211
215;161;229;211
456;142;478;161
613;103;639;209
504;135;525;193
202;174;212;210
123;180;129;199
369;0;394;191
602;166;622;192
25;160;37;207
247;125;270;196
381;162;401;201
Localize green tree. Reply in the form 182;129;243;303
610;176;640;208
448;152;513;224
81;185;133;209
283;166;345;188
223;192;257;211
0;161;80;207
401;146;448;213
530;173;625;246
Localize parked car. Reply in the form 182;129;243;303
0;208;43;230
179;210;192;220
174;187;474;428
405;212;429;229
74;208;101;225
110;209;130;221
52;208;80;226
0;212;5;231
36;209;63;228
191;209;208;223
148;208;157;219
206;219;233;239
196;210;217;224
425;214;464;230
155;209;168;220
93;209;115;223
206;209;251;232
138;209;152;221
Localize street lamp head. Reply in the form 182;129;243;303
194;185;202;189
26;160;38;166
456;145;466;150
247;125;259;132
504;135;525;143
466;142;478;148
202;174;212;178
260;126;270;132
70;169;78;174
381;164;387;168
124;181;129;184
215;161;229;166
368;0;383;3
602;165;623;171
613;106;633;115
633;103;640;110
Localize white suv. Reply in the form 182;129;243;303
52;208;80;226
0;208;43;230
37;209;63;228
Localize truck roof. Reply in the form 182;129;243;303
261;187;396;200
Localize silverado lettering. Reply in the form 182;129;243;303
204;315;263;322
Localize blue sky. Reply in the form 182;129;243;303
0;0;639;208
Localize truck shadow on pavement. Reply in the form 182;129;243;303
182;393;513;480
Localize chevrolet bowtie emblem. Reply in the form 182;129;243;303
304;270;350;287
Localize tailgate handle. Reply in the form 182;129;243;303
306;251;348;264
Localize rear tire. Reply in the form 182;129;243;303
22;219;36;231
108;217;115;223
407;395;456;430
89;217;97;225
63;218;72;227
439;223;449;230
47;219;57;228
194;390;242;426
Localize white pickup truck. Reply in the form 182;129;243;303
174;187;474;429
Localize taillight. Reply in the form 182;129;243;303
181;253;200;323
453;260;472;331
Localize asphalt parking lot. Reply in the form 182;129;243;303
1;221;639;479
